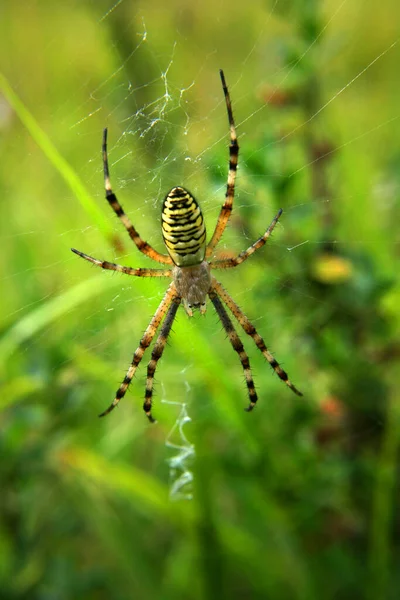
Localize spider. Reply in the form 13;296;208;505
71;69;302;423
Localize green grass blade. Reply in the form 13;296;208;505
0;274;122;366
0;71;112;239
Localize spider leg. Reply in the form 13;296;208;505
71;248;172;277
102;128;172;265
211;278;303;396
206;70;239;257
208;288;258;412
99;282;177;417
143;297;181;423
210;209;283;269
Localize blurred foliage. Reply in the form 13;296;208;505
1;0;400;599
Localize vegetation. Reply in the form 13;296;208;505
1;1;399;598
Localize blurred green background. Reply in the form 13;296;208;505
1;0;400;598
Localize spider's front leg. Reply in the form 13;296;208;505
211;278;303;397
209;288;258;411
99;282;177;417
143;296;181;423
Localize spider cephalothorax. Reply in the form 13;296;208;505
72;70;302;423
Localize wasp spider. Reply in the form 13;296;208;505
71;70;302;423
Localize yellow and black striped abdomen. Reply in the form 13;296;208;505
161;187;207;267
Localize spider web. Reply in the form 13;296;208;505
162;380;195;501
1;0;399;506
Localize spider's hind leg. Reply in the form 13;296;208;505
206;70;239;257
102;128;172;265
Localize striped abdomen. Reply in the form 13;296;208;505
161;187;207;267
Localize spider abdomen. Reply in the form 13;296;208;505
162;187;207;267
